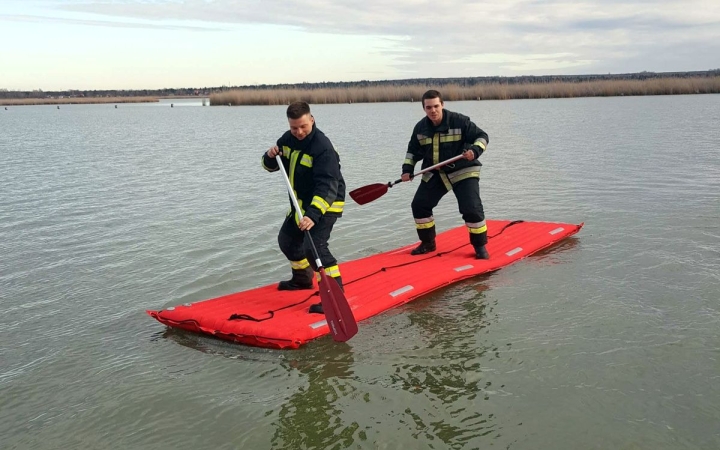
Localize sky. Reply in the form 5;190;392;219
1;0;719;91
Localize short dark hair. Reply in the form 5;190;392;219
422;90;443;106
286;101;311;119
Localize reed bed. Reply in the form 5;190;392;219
0;96;159;106
211;77;720;106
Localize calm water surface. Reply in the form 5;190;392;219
1;95;719;449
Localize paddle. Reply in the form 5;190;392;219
349;154;466;205
274;154;358;342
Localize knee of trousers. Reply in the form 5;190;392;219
461;211;485;223
457;194;484;220
278;231;304;261
303;241;336;271
411;198;434;218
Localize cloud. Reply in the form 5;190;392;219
0;13;221;31
34;0;720;75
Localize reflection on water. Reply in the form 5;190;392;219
520;236;582;266
386;283;508;447
272;343;357;449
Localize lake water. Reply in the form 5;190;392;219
1;95;719;449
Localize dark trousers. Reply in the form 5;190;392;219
278;214;338;271
411;175;487;246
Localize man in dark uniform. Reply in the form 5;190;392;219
402;90;491;259
262;101;346;314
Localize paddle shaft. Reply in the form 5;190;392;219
389;153;466;187
274;154;324;271
348;153;471;205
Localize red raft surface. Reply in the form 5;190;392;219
148;219;583;349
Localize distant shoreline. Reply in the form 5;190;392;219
3;77;719;107
0;95;214;106
0;96;160;106
210;77;720;106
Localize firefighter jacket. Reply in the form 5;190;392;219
403;109;489;190
262;124;345;224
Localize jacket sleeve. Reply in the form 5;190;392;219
261;140;281;172
305;145;341;224
402;126;424;175
464;118;489;159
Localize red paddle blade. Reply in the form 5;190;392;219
318;270;358;342
349;183;388;205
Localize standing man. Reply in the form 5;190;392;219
402;90;491;259
262;101;346;314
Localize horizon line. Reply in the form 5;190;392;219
3;69;719;93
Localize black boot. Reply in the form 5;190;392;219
411;241;436;255
474;245;490;260
278;267;314;291
411;223;436;255
309;276;343;314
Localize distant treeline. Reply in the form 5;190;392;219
1;70;718;101
237;69;720;91
0;96;158;106
0;88;211;101
212;76;720;106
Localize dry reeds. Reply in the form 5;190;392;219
0;96;159;106
211;77;720;106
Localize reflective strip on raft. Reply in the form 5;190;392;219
147;219;584;349
309;319;327;329
390;286;414;297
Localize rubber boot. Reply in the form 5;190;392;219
411;241;436;255
474;245;490;260
411;226;436;255
309;276;343;314
278;267;314;291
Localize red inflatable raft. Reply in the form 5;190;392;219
148;219;583;349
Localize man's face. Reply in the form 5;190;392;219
289;114;314;140
423;97;443;125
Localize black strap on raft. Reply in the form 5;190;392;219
228;291;318;322
228;312;274;322
227;220;525;321
491;220;524;238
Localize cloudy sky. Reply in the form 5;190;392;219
2;0;719;90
